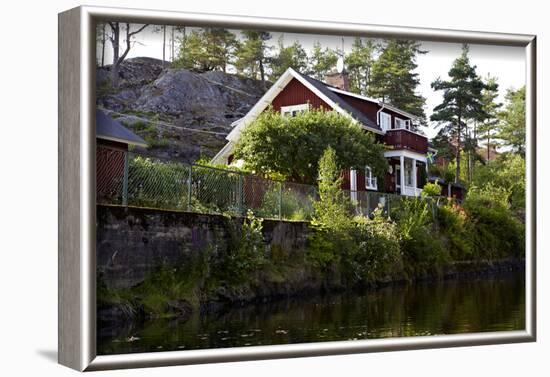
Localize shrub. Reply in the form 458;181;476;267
421;180;442;198
462;185;525;259
221;210;266;285
437;204;473;260
394;197;448;273
352;210;402;282
128;156;188;209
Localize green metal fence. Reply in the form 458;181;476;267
96;146;444;221
96;147;317;220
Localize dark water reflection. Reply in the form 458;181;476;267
98;272;525;355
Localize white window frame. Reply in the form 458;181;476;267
365;166;378;190
394;117;411;130
379;111;392;132
281;103;309;117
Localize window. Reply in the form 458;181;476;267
395;117;411;130
365;166;378;190
404;160;413;186
281;104;309;117
379;111;391;131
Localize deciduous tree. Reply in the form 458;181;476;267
233;109;387;185
107;22;149;87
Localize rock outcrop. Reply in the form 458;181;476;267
96;57;268;162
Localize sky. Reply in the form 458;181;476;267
97;25;525;139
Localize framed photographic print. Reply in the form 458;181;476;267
58;5;536;371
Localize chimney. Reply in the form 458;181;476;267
324;71;350;92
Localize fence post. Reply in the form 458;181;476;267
366;192;371;217
278;182;283;220
187;165;193;211
238;173;245;215
122;151;129;206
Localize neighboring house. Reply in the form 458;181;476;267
212;67;433;197
96;109;147;202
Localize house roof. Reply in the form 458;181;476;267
96;109;147;147
214;67;422;164
293;71;380;130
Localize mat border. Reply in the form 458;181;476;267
58;5;537;371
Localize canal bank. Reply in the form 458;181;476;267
97;204;524;332
98;270;526;355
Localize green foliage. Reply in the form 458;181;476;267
307;147;355;270
233;108;387;184
369;39;427;121
477;75;502;159
352;211;402;282
421;180;442;198
313;147;353;228
462;185;525;259
222;211;266;285
128;156;188;209
346;38;376;95
497;86;526;156
174;28;238;72
472;153;525;213
393;198;448;271
308;149;402;283
431;44;488;183
269;36;309;79
258;184;314;221
437;204;473;260
234;30;272;84
308;41;339;80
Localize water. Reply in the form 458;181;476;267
98;272;525;355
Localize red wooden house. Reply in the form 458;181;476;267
212;67;435;197
96;109;147;202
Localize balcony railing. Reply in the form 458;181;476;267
384;128;428;154
401;185;423;197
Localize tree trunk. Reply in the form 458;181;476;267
455;117;461;184
171;26;175;61
487;131;491;163
108;23;149;88
162;25;166;68
259;58;266;90
110;23;120;88
101;23;106;68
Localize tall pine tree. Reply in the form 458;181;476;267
269;36;309;80
234;30;272;88
477;75;502;162
308;41;338;80
431;44;487;183
174;28;237;72
369;39;427;121
345;37;376;95
497;86;526;156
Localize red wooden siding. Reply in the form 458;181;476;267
341;169;351;190
335;93;379;121
96;140;128;202
271;78;332;112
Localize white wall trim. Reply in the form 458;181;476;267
384;149;428;163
